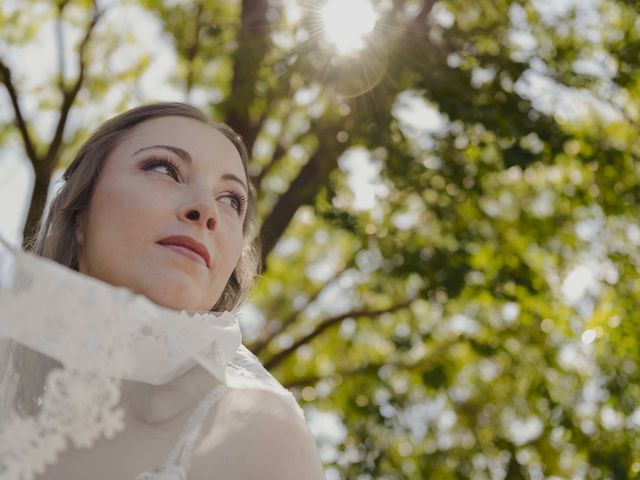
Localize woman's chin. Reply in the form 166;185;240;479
136;288;204;312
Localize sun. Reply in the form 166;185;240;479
321;0;378;55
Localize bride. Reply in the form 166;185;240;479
0;102;325;479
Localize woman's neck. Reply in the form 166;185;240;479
121;365;219;427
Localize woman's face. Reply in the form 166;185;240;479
75;116;248;311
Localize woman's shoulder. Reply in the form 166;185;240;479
224;344;305;416
187;346;325;480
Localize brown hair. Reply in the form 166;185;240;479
7;102;261;416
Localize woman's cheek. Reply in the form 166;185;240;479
117;184;170;226
228;226;244;252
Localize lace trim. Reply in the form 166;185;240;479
0;370;124;480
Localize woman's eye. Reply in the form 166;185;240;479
220;193;247;215
143;158;181;181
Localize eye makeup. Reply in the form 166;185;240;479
141;156;247;216
141;156;182;181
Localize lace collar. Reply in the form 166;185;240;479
0;240;242;385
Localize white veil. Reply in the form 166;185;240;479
0;238;302;480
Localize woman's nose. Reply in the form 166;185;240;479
179;201;218;231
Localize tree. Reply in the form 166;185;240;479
2;0;639;477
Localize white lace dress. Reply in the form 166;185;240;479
0;243;309;480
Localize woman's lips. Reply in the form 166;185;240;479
160;244;208;268
156;235;210;268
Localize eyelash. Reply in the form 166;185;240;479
228;193;248;216
142;156;248;216
143;156;182;181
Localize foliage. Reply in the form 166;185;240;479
1;0;640;478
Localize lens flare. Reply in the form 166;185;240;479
321;0;378;54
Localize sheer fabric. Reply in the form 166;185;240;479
0;241;305;480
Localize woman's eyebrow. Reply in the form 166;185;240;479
134;144;248;194
221;173;248;194
134;144;192;163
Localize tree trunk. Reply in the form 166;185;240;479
22;171;51;249
224;0;270;149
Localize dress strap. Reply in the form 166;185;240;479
135;385;227;480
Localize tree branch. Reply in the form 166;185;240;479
250;256;357;356
283;359;413;389
258;124;343;266
20;1;103;247
253;141;285;189
263;299;414;370
0;58;38;163
54;1;70;92
413;0;437;26
184;1;204;99
45;0;102;167
281;336;456;389
246;75;295;156
252;104;299;190
283;362;387;389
